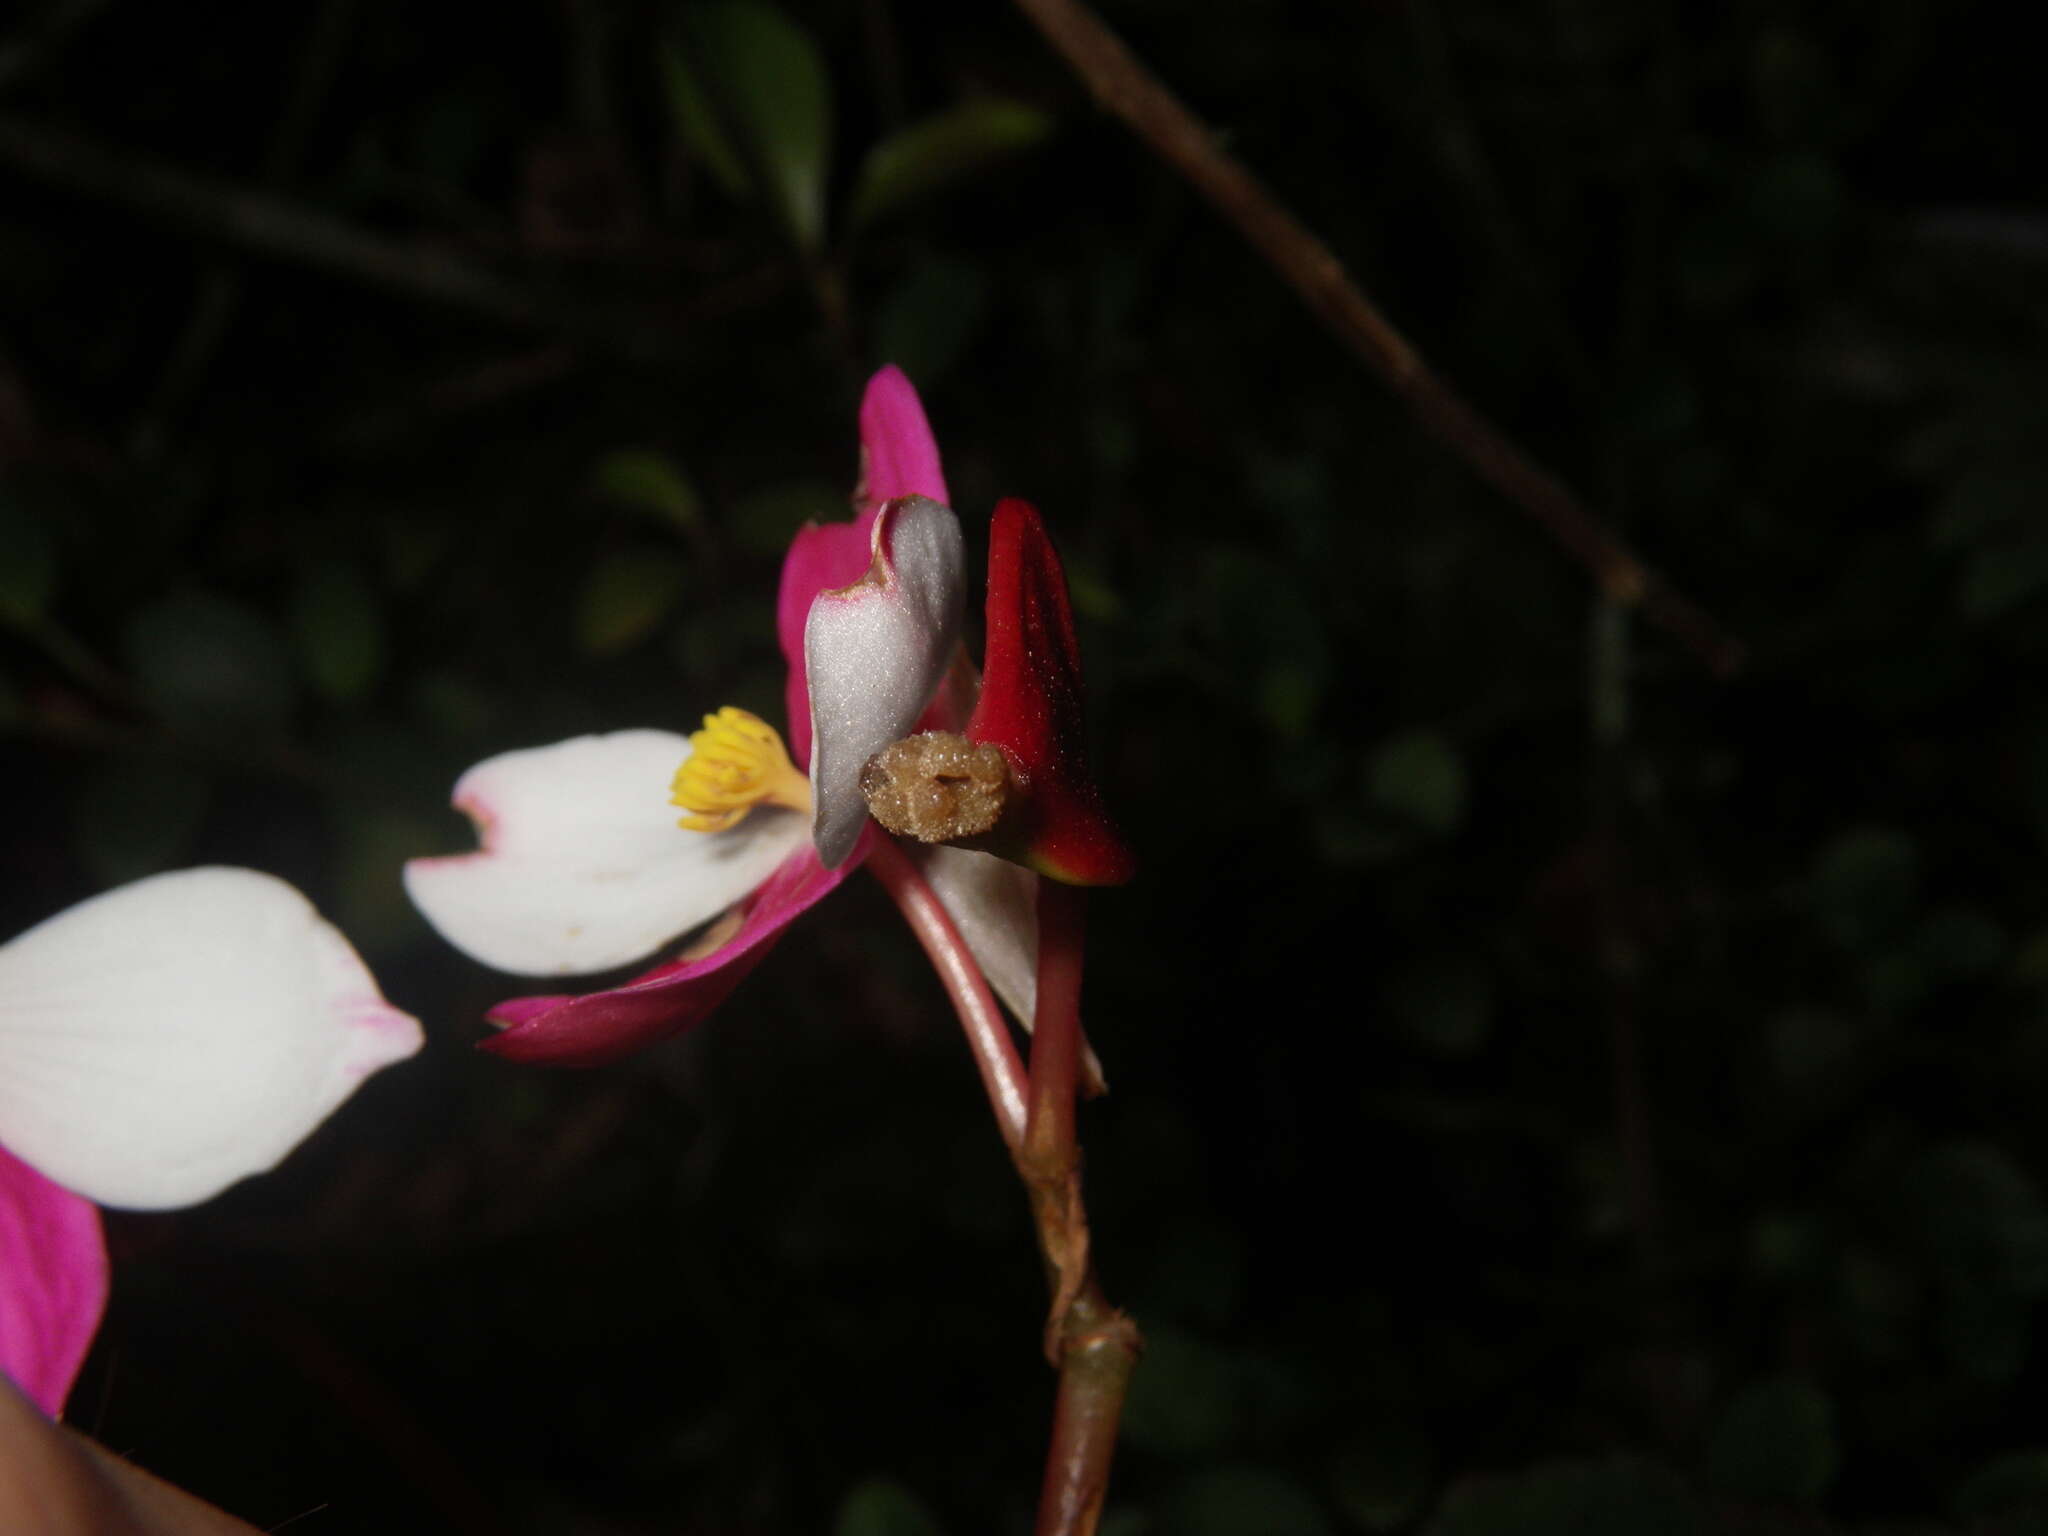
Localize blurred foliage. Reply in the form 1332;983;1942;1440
2;0;2047;1531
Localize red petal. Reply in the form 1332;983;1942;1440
965;500;1136;886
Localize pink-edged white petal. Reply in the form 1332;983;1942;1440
805;496;965;868
0;868;422;1212
0;1143;106;1419
478;833;867;1066
405;729;809;978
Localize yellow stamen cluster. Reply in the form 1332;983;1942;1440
670;707;810;833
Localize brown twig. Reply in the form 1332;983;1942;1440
1006;0;1743;677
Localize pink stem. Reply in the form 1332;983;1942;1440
867;836;1029;1154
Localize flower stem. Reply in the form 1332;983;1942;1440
873;843;1138;1530
1034;1279;1142;1536
1022;880;1140;1536
866;835;1029;1154
1024;880;1086;1169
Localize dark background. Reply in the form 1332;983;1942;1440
4;0;2047;1531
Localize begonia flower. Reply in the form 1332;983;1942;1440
857;496;1135;888
405;368;1050;1066
0;867;423;1418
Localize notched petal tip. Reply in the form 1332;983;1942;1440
805;495;966;868
405;730;805;977
965;498;1136;887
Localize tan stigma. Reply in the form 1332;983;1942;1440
859;732;1014;844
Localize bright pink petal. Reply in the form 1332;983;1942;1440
479;830;874;1067
857;364;949;511
0;1143;107;1419
777;367;949;768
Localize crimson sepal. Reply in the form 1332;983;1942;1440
964;499;1136;886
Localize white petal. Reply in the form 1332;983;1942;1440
405;729;809;977
0;868;422;1211
916;845;1038;1026
805;496;965;868
915;846;1107;1092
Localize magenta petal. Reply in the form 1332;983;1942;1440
0;1142;107;1419
857;365;949;510
479;833;871;1067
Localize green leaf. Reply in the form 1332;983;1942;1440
659;39;748;199
70;759;209;887
876;256;990;387
1134;1217;1245;1328
1955;1450;2048;1523
292;562;385;702
833;1478;945;1536
1160;1466;1333;1536
576;549;689;656
0;493;58;626
849;99;1053;235
381;516;450;593
590;449;707;537
1429;1457;1709;1536
1331;1418;1433;1533
1766;1008;1859;1086
1385;957;1493;1059
1120;1326;1239;1457
407;668;496;740
1939;1282;2033;1383
334;807;451;950
663;1;832;251
124;590;296;735
1367;730;1467;834
1805;825;1917;950
1743;151;1844;251
731;480;844;558
1959;536;2048;622
1704;1376;1838;1504
1930;462;2042;549
1906;1141;2048;1299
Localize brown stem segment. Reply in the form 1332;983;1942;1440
1024;881;1087;1169
1005;0;1742;678
867;836;1030;1155
1034;1280;1142;1536
1022;881;1140;1536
